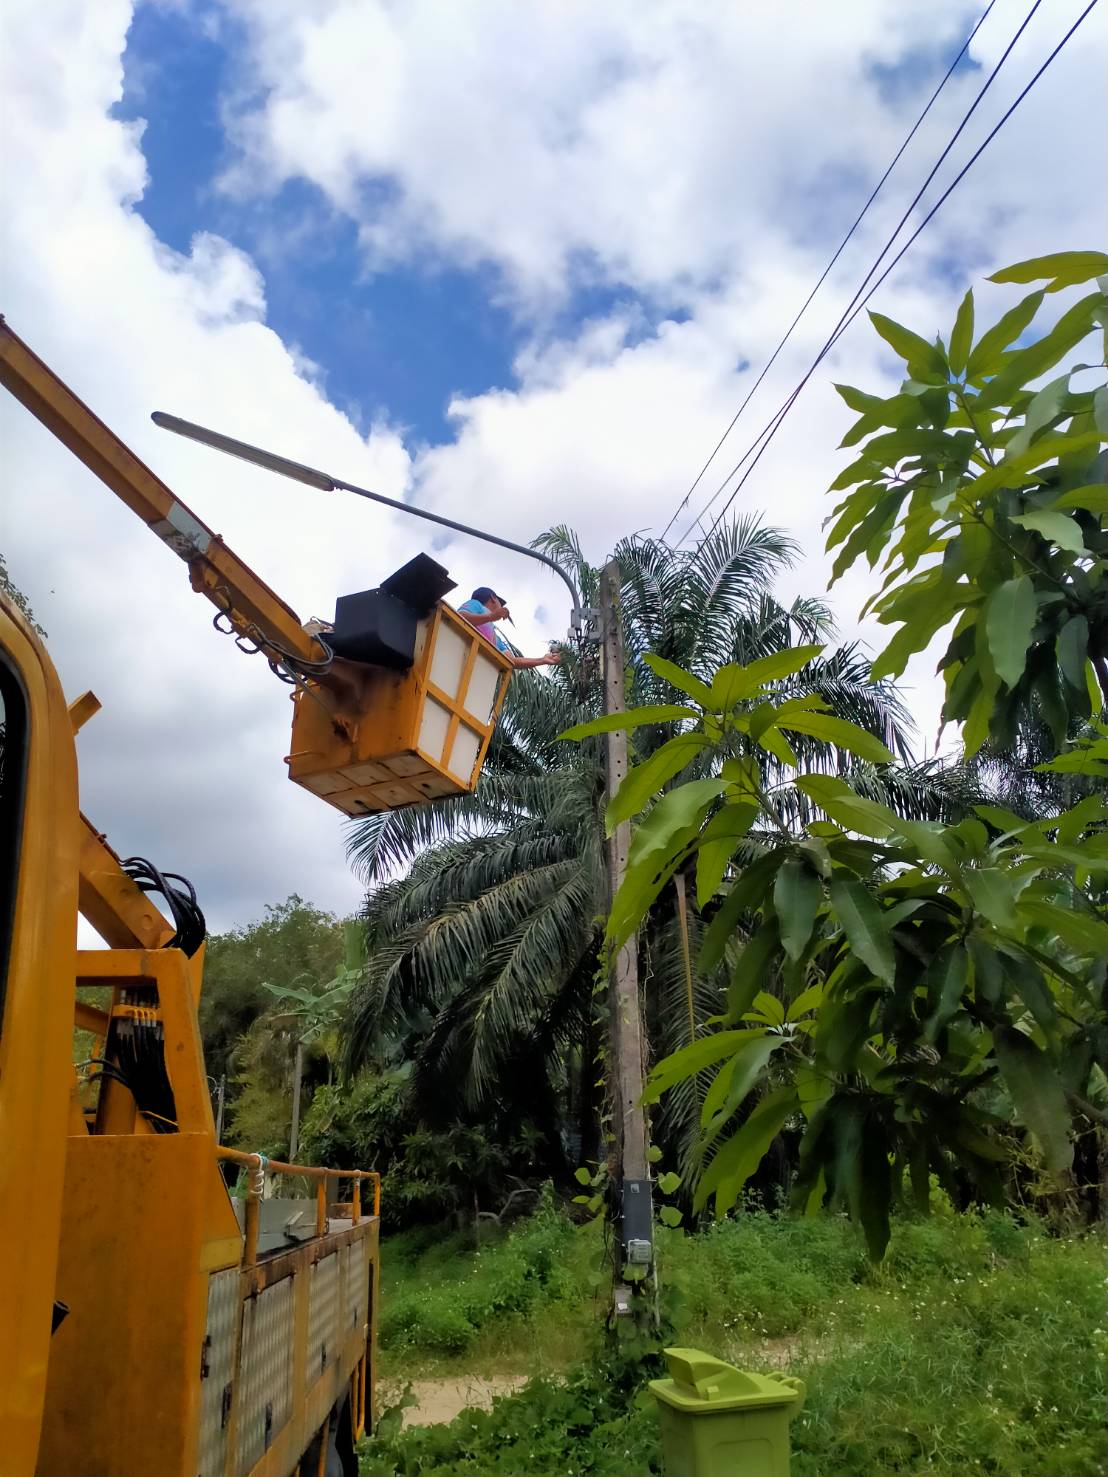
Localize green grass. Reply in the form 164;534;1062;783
378;1195;602;1375
365;1204;1108;1475
790;1224;1108;1476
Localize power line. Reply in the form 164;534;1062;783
658;0;999;543
680;0;1047;544
688;0;1097;548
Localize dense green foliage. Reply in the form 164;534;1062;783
300;1071;549;1229
199;896;346;1155
263;920;367;1056
362;1206;1108;1476
826;250;1108;749
202;896;345;1087
367;1355;661;1477
564;253;1108;1254
0;555;44;794
577;649;1108;1246
380;1197;585;1358
186;249;1108;1477
201;903;552;1224
0;549;45;635
345;520;966;1180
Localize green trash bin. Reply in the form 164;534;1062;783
649;1347;805;1477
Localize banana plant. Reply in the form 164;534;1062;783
262;921;367;1049
263;921;367;1159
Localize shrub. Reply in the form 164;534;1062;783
379;1198;594;1359
300;1074;557;1230
659;1208;868;1341
363;1354;663;1477
364;1208;1108;1476
792;1233;1108;1476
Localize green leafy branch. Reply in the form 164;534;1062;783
561;252;1108;1258
825;249;1108;752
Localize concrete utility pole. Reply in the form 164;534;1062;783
599;561;653;1317
289;1037;304;1164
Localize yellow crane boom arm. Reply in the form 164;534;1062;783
2;316;513;815
0;317;329;681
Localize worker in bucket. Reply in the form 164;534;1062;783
458;587;560;670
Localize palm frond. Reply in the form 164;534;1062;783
464;867;600;1102
788;643;917;763
367;831;584;936
615;518;799;687
643;894;731;1182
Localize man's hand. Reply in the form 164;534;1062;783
508;650;561;670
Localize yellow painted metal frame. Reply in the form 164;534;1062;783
2;318;511;815
214;1147;381;1264
0;321;322;673
0;600;80;1477
77;948;216;1136
37;1135;379;1477
0;596;381;1477
417;603;506;781
213;1149;381;1471
77;813;177;950
2;320;401;1477
37;1132;239;1477
39;943;382;1477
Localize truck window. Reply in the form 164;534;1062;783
0;653;28;1026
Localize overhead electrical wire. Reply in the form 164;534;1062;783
676;0;1046;543
658;0;999;543
683;0;1097;548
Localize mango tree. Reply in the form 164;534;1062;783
563;252;1108;1256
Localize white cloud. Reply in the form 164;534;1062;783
2;0;1105;930
220;0;907;298
2;0;411;928
217;0;1105;307
215;0;1105;641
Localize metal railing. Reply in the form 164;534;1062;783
215;1146;381;1267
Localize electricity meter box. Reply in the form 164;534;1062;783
286;560;513;813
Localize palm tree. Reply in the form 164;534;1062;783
344;518;956;1169
967;707;1106;820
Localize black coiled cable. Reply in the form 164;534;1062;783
121;856;206;957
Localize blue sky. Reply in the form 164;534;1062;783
108;0;996;456
114;2;522;442
113;0;667;447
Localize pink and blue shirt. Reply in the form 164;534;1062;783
458;599;510;653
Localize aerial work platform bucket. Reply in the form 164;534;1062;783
287;595;512;814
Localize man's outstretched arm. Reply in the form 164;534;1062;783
507;652;559;669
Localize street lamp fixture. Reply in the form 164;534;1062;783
151;412;597;643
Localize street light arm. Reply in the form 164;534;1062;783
151;411;591;640
335;475;584;635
